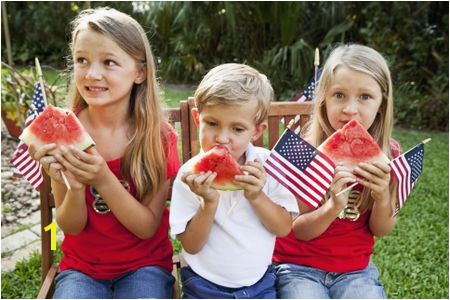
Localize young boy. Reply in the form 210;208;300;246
169;63;299;298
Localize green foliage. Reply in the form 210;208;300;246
142;1;448;130
355;2;449;131
1;251;42;298
1;2;447;130
1;63;67;131
1;129;447;299
1;246;63;299
160;85;194;108
373;129;449;299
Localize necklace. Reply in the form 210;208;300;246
338;190;361;221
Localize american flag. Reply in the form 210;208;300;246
10;83;46;190
264;128;335;209
390;143;425;213
282;68;322;129
290;68;321;103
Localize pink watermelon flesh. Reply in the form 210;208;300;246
192;145;243;191
19;104;95;153
318;119;388;170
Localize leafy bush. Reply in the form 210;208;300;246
2;2;447;130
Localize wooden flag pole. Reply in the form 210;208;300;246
314;48;320;85
35;57;71;190
294;50;319;135
335;138;431;197
35;57;48;106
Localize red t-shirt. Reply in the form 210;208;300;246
59;124;180;280
273;139;401;273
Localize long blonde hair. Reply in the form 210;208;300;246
307;44;394;212
68;7;168;201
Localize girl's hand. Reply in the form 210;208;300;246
234;159;266;201
28;143;59;177
28;143;85;189
182;170;220;203
53;146;108;187
354;161;391;203
329;164;357;210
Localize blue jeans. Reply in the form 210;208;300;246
181;265;276;299
54;266;175;298
275;262;386;299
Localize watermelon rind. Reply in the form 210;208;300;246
19;104;95;153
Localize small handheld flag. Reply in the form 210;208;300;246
390;139;428;213
10;83;45;190
289;69;322;104
264;128;335;209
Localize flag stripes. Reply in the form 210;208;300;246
10;82;46;190
10;143;43;189
390;143;424;212
264;129;335;209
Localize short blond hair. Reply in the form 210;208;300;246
194;63;273;125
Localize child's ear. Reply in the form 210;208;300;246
191;108;200;126
252;123;267;141
134;65;147;84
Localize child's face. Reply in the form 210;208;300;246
73;28;146;108
193;101;266;165
325;66;383;131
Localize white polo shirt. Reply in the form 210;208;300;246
169;144;299;288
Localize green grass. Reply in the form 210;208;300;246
160;86;194;108
1;124;447;298
372;128;449;299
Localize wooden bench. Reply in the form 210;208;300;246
36;97;313;298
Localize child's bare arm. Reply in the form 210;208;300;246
177;171;220;254
235;160;292;236
355;161;397;236
292;165;356;241
52;181;88;235
29;143;88;234
54;146;171;239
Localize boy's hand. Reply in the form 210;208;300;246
182;171;220;203
234;159;266;201
354;161;391;203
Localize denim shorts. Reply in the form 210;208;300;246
180;265;276;299
54;266;175;299
274;261;386;299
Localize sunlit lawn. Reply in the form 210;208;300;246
1;81;447;298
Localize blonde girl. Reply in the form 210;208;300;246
273;44;401;299
30;7;179;298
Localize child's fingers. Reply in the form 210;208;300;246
192;171;216;187
29;143;57;160
330;176;356;195
354;162;390;183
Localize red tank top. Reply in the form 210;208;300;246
273;139;401;273
59;125;180;280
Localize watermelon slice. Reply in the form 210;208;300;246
192;145;243;191
19;104;95;153
318;119;388;170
